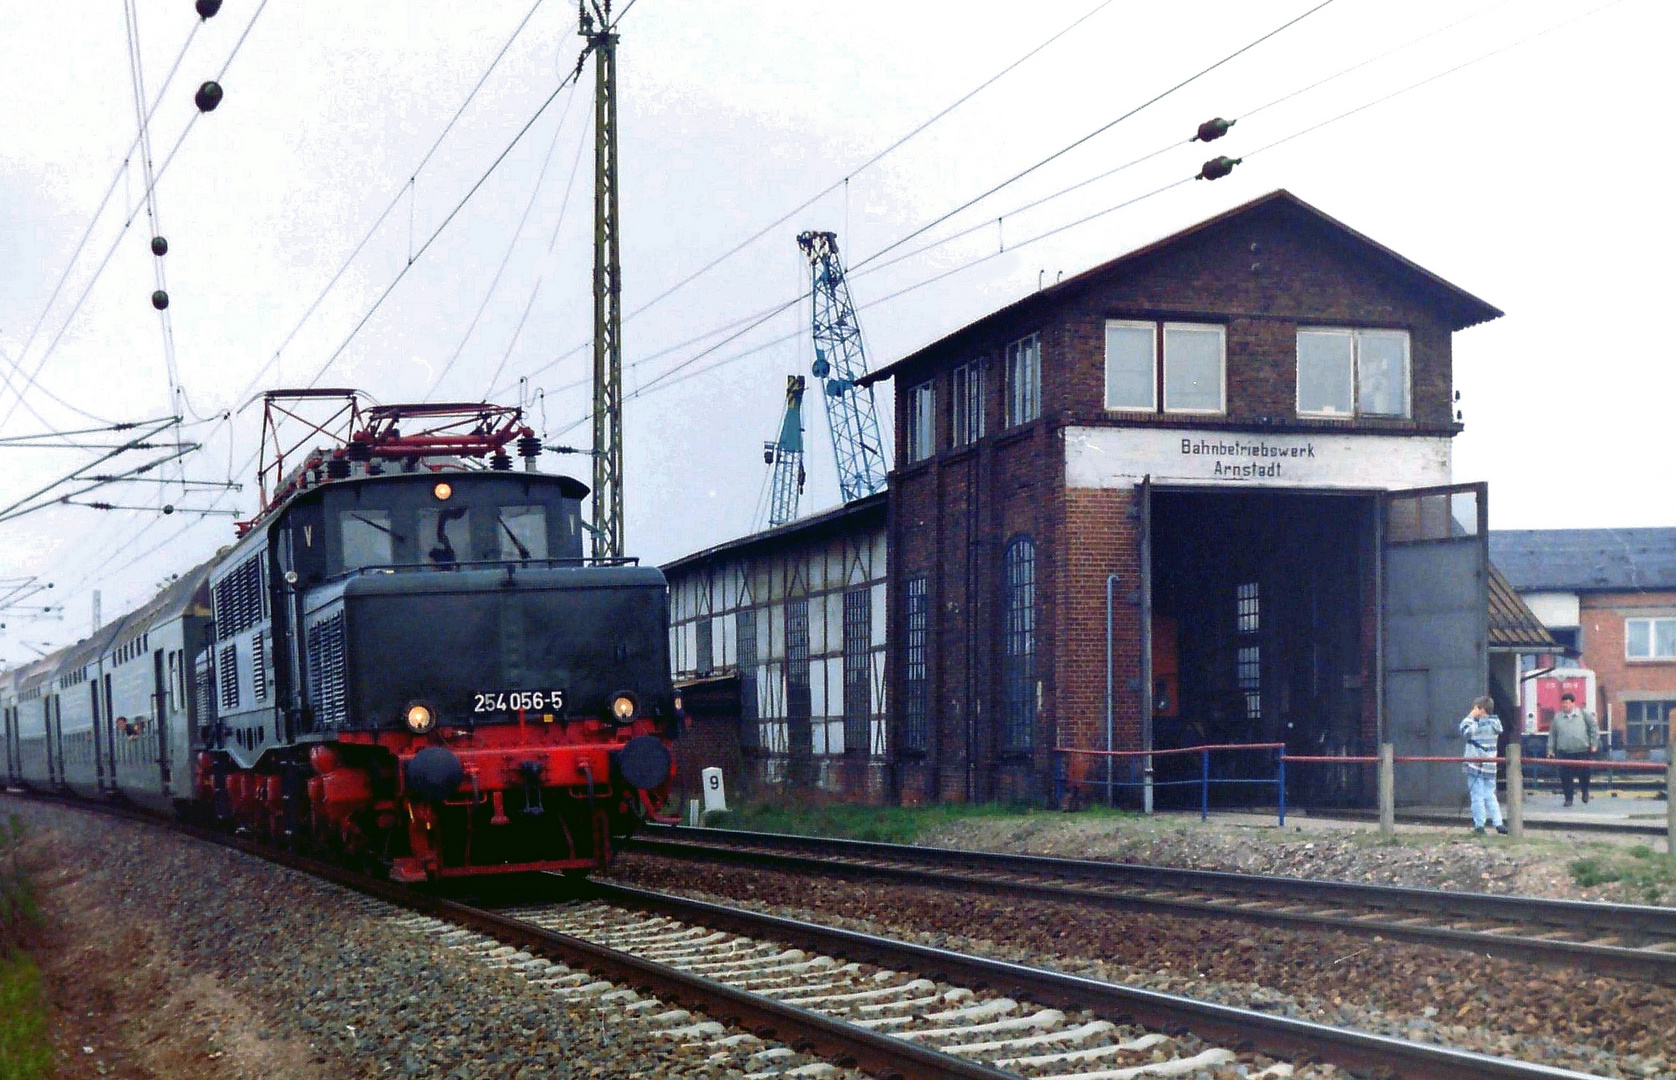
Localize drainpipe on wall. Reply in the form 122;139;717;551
1105;573;1119;806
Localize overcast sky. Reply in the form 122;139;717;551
1;0;1668;658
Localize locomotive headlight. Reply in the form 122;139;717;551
404;703;436;734
433;481;453;501
610;693;638;722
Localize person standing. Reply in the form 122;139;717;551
1461;695;1507;835
1547;691;1599;807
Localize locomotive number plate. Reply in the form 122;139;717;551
473;690;566;713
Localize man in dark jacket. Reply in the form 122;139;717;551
1548;692;1599;806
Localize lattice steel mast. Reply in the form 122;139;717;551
797;231;889;503
763;376;807;527
582;1;623;558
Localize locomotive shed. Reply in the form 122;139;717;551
666;191;1556;812
0;793;1609;1080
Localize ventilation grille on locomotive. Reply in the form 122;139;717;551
212;555;266;641
250;631;268;703
307;612;347;727
218;642;240;712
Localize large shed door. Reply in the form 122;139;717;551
1382;483;1488;806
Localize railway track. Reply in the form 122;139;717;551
626;825;1676;984
6;791;1605;1079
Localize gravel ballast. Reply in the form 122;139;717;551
4;797;854;1080
606;852;1674;1079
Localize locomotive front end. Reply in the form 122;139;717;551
307;564;673;881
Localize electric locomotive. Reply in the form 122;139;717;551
0;391;677;882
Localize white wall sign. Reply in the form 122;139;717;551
1064;426;1452;491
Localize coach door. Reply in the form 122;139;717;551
152;648;172;793
46;695;64;786
101;673;118;785
3;706;17;785
1381;483;1488;806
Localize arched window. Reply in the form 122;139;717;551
1001;536;1036;752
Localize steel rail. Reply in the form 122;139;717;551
592;881;1594;1080
0;792;1612;1079
629;826;1676;984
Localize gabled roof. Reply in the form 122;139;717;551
861;189;1502;387
1489;529;1676;593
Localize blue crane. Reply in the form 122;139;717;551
796;231;889;503
763;376;807;527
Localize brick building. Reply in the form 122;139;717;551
1490;528;1676;759
861;190;1505;806
665;494;888;801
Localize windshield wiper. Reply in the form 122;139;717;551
350;514;403;542
498;515;532;560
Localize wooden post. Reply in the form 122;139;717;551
1667;759;1675;857
1506;741;1523;839
1378;742;1395;838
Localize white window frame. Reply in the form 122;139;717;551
1161;322;1226;415
1626;616;1676;661
1103;319;1157;413
1295;327;1411;419
950;360;984;447
906;380;936;463
1005;334;1040;428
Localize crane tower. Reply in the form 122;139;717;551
763;376;807;528
797;231;889;503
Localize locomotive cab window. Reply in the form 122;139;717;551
340;509;395;569
417;506;471;566
495;505;548;561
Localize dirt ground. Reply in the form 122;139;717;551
26;830;338;1080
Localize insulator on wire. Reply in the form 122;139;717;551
1195;117;1234;142
195;81;224;113
151;290;170;310
195;0;223;17
1196;156;1242;182
151;236;169;256
162;504;176;515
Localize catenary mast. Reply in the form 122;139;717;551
581;1;624;559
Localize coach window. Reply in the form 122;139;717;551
339;509;394;570
1162;323;1225;414
417;506;470;566
495;505;548;561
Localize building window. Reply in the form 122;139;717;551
1005;333;1040;427
1104;320;1157;411
1237;581;1260;633
903;577;929;751
1296;328;1411;418
1236;582;1260;721
737;609;759;748
906;381;936;463
1627;617;1676;661
950;360;984;447
1626;701;1674;747
1162;323;1224;414
785;598;812;751
1001;537;1036;753
843;589;871;755
695;617;714;677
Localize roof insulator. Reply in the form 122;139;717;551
151;236;169;256
1197;156;1242;182
195;81;223;113
195;0;223;17
346;441;372;462
517;434;541;459
325;457;351;479
151;290;170;310
1195;117;1234;142
490;451;514;471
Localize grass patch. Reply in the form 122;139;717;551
0;816;51;1080
1569;846;1676;902
706;798;1128;845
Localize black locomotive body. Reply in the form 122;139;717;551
3;397;677;882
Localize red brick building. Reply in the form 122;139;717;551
1490;529;1676;758
861;190;1504;806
